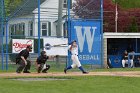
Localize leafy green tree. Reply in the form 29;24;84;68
73;0;140;32
129;17;139;32
4;0;23;16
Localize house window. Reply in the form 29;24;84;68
41;22;48;36
18;23;25;35
28;21;33;36
11;25;15;35
19;23;25;35
63;0;67;8
10;23;25;38
63;0;72;9
16;24;20;32
10;24;16;38
21;23;25;35
48;22;51;36
63;22;68;37
15;24;17;34
41;22;51;36
9;25;11;37
15;24;22;35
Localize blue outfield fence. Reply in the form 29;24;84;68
70;20;102;65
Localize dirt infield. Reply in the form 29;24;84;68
1;71;140;78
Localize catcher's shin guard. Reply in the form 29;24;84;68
37;67;42;73
42;65;50;73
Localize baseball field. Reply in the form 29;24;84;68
1;0;140;93
1;62;140;93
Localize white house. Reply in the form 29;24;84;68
8;0;75;39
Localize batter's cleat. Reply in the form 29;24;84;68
64;68;67;74
83;71;88;74
42;71;47;73
23;71;31;73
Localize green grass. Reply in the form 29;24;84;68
0;61;67;73
1;62;140;93
1;62;140;73
0;76;140;93
113;0;140;9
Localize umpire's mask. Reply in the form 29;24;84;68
26;45;32;52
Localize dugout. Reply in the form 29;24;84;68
104;33;140;68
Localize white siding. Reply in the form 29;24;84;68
33;0;75;19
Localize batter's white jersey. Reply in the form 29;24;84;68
68;45;78;55
68;45;81;68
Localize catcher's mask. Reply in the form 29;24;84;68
26;45;32;52
41;51;47;57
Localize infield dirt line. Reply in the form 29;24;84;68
0;71;140;78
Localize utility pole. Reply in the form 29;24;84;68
115;0;118;33
56;0;64;67
57;0;64;37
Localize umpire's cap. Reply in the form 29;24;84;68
26;45;32;52
26;45;32;49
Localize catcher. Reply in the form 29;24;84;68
35;51;51;73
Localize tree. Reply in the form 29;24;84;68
73;0;140;32
73;0;101;19
103;0;117;32
4;0;24;16
128;8;140;32
129;17;138;32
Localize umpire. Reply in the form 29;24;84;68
36;51;50;73
16;45;32;73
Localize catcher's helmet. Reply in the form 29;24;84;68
41;51;46;57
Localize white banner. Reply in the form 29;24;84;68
12;39;34;53
43;38;68;56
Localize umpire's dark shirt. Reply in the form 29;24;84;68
16;49;29;60
36;56;49;64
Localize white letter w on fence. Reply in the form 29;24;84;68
74;26;96;53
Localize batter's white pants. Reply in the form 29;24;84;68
71;55;82;68
122;59;134;68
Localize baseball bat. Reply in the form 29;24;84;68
44;43;68;50
53;44;68;47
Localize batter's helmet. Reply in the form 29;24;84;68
70;40;76;45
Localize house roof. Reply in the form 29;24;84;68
9;0;46;18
